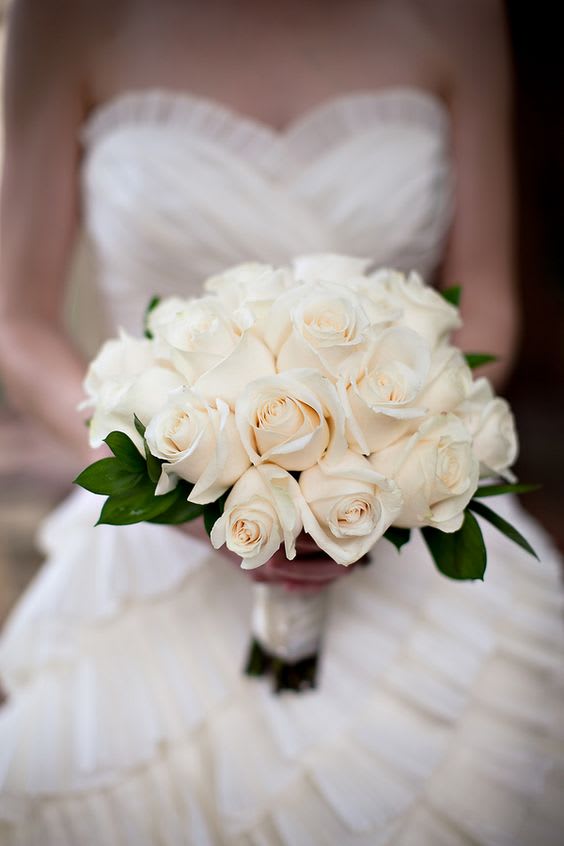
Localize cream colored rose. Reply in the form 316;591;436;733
457;378;518;480
210;465;303;569
236;368;346;471
413;346;473;418
83;330;155;402
269;282;372;378
83;330;185;448
204;262;277;303
204;262;296;327
148;295;276;406
193;329;276;408
333;267;404;326
369;269;462;347
292;253;373;285
370;413;479;532
148;295;241;382
339;327;431;454
298;452;403;566
145;387;250;504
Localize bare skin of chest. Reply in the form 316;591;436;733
85;0;447;128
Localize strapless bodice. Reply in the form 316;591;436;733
79;87;454;333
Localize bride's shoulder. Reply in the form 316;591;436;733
416;0;510;92
5;0;97;54
3;0;134;122
4;0;99;105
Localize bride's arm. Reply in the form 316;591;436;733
434;0;519;390
0;2;94;464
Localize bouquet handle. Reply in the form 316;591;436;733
245;582;329;692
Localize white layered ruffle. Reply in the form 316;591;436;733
0;489;563;845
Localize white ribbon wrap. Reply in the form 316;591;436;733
251;583;329;662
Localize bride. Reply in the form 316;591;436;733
0;1;563;843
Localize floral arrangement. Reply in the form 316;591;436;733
76;255;537;690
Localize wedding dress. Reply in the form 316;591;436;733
1;88;563;846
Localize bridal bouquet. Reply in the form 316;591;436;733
76;255;537;691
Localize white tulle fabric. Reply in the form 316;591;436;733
1;87;563;846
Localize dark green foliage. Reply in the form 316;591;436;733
441;285;462;307
384;526;411;552
74;457;144;496
473;482;541;498
143;295;161;339
203;491;229;537
467;498;539;560
74;424;204;528
465;353;498;369
104;431;146;472
422;511;487;580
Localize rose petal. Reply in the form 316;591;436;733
194;331;276;408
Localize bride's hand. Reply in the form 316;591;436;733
178;520;361;593
251;535;360;593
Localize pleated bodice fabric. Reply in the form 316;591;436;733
79;87;453;334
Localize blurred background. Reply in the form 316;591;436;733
0;2;563;625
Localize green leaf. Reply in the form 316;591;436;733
465;352;498;369
134;415;146;438
441;285;462;307
474;482;541;498
132;415;162;483
96;480;179;526
104;431;146;472
244;638;272;677
422;511;487;580
467;499;539;560
203;491;229;537
148;484;203;524
144;295;161;339
383;526;411;552
144;442;163;484
74;457;144;496
203;506;218;537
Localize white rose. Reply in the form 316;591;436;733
336;267;405;325
339;327;431;454
210;465;303;569
148;295;241;381
413;346;473;418
299;451;403;566
83;330;185;448
146;296;189;337
370;413;479;532
193;329;276;408
370;270;462;347
457;378;518;480
149;296;276;406
269;281;372;378
236;368;346;471
204;262;296;327
145;387;250;504
83;330;155;401
292;253;373;285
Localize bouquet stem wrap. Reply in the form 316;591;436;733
245;583;329;692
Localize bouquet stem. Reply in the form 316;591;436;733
244;583;329;692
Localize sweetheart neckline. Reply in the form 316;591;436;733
80;85;450;148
